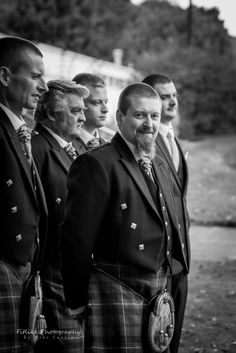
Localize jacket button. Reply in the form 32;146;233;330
16;234;22;242
130;222;137;229
121;203;127;210
138;244;144;251
56;198;61;204
11;206;17;213
6;179;13;187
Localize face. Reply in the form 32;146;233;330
52;93;86;141
83;86;108;131
153;82;178;125
117;94;161;156
5;51;48;116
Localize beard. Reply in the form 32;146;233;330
134;127;157;160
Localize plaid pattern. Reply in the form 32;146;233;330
0;260;32;353
35;267;84;353
86;262;167;353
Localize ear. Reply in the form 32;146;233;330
116;109;124;129
46;109;56;122
0;66;11;87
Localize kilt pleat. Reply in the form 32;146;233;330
0;260;31;353
86;262;167;353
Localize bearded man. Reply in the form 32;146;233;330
59;83;187;352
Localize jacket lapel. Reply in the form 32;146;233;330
0;111;37;200
156;134;182;191
175;138;189;196
113;133;163;223
35;124;72;173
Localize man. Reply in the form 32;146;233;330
31;79;89;352
143;74;190;353
0;36;48;352
59;83;187;352
72;73;109;153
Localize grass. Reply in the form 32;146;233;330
181;135;236;226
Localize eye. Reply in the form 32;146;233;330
151;114;160;120
135;112;144;119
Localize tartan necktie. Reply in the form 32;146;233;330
17;124;32;165
87;137;100;150
64;142;78;160
138;156;154;182
167;128;179;171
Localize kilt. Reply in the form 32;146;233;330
86;262;167;353
0;259;32;353
34;266;84;353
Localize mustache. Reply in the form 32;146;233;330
137;126;154;134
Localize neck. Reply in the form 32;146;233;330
83;125;97;135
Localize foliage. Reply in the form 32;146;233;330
0;0;236;137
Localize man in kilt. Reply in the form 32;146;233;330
32;79;88;353
0;36;48;352
59;83;188;352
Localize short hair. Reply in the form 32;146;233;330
142;74;172;87
0;36;43;73
118;82;161;115
35;79;89;122
72;73;106;89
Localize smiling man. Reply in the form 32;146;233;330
59;83;187;352
0;35;48;353
72;73;109;152
31;80;88;353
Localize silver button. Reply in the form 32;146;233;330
138;244;144;251
165;221;168;226
121;203;127;210
56;198;61;204
182;243;185;249
167;236;170;241
130;222;137;229
6;179;13;187
162;206;166;211
167;250;170;256
160;193;163;198
16;234;22;242
178;224;181;229
11;206;17;213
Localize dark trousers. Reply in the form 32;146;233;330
169;271;188;353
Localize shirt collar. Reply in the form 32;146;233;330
0;103;24;130
43;125;69;148
79;128;100;144
159;122;173;138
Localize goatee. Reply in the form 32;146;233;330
134;133;156;160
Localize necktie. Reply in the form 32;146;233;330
138;156;154;182
167;128;179;171
64;143;78;160
87;137;100;150
17;124;32;165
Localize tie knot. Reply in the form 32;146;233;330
167;128;174;139
87;137;100;150
17;124;31;143
64;143;78;160
138;156;153;176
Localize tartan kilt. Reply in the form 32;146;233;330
86;262;167;353
34;266;84;353
0;260;32;353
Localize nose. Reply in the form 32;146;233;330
144;115;153;127
39;78;48;93
101;102;109;114
79;110;86;122
170;96;177;106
